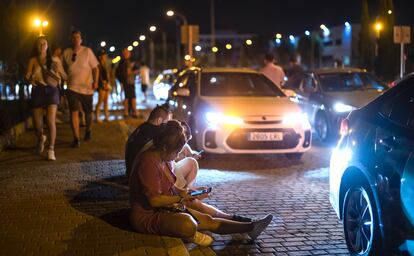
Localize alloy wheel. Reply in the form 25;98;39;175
344;187;374;255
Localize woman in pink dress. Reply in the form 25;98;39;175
129;120;273;246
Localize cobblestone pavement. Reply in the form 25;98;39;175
0;110;349;255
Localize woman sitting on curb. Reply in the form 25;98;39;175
129;120;273;246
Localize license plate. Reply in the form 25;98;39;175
248;132;283;141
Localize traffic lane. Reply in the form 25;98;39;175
196;142;349;255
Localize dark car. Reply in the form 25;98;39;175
284;68;388;142
329;74;414;255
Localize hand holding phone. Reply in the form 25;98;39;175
188;187;212;197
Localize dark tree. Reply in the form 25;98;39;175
358;0;374;71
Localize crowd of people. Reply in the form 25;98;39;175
125;105;274;246
25;31;151;160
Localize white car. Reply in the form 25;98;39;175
168;67;311;159
152;69;178;101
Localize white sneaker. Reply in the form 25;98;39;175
248;214;273;240
47;149;56;161
189;231;213;247
37;135;47;154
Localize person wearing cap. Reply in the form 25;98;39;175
95;49;111;122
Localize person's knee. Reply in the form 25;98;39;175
188;157;199;171
176;215;197;238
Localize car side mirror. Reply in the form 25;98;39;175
173;87;190;97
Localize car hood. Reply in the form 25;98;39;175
200;96;301;116
324;90;384;108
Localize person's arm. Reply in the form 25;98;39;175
25;58;35;83
92;66;99;90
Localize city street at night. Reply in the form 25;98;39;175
0;107;348;255
1;0;414;255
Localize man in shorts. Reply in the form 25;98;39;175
139;61;150;103
63;31;99;147
116;48;138;118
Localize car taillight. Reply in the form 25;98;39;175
340;118;349;136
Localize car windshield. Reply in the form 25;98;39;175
318;72;387;92
201;72;285;97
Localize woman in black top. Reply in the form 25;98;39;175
95;50;111;122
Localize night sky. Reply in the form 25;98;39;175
10;0;414;49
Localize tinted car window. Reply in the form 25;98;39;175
200;72;285;97
318;72;387;92
382;85;414;127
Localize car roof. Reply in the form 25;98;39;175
192;67;259;74
310;67;367;74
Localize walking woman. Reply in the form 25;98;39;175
25;36;66;160
129;120;273;246
95;49;111;122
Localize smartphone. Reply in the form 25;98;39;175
188;187;212;196
196;150;204;155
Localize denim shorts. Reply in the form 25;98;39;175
31;85;60;109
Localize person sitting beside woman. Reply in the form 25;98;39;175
128;120;273;246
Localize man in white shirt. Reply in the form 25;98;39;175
260;53;285;89
139;62;150;103
63;31;99;148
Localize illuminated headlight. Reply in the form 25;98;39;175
334;102;356;113
282;113;311;129
205;112;243;126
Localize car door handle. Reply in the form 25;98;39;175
378;136;397;152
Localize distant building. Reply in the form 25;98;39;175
318;23;361;67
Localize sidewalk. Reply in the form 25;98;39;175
0;106;215;255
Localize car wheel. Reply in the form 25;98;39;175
315;112;330;142
285;153;303;160
343;185;382;256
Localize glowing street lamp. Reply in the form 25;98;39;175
184;54;191;61
149;26;157;32
245;39;252;45
374;22;383;38
109;46;115;52
305;30;311;36
100;41;106;47
33;18;48;36
127;45;133;51
276;33;282;39
387;10;392;15
132;41;139;47
139;35;146;41
225;43;232;50
195;45;202;52
166;10;174;17
212;46;218;53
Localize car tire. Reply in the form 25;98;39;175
314;112;331;142
343;184;383;256
285;153;303;160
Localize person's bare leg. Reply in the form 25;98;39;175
33;108;45;153
46;105;57;148
187;208;253;234
130;211;197;238
96;90;103;122
123;99;129;116
103;90;109;120
175;157;198;188
131;98;137;116
185;199;234;219
70;111;80;140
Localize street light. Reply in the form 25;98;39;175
166;9;191;66
127;45;133;51
109;46;115;52
132;41;139;47
139;35;146;41
195;45;202;51
225;43;232;50
33;18;48;36
276;33;282;39
212;46;218;53
245;39;252;46
149;25;157;32
374;22;383;37
100;41;106;47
